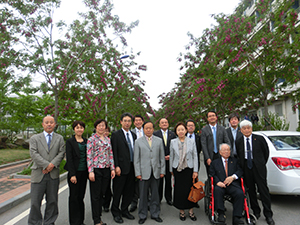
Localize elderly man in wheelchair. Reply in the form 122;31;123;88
209;143;245;225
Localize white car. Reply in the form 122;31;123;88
253;131;300;195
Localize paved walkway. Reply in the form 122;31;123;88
0;162;31;205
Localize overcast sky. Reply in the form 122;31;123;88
57;0;242;110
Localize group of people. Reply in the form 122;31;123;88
27;110;275;225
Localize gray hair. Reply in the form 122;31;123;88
219;143;231;151
239;120;252;128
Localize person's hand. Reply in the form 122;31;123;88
165;155;170;160
192;172;198;179
42;169;48;174
217;181;226;188
206;159;212;166
115;167;121;176
171;172;174;176
89;172;95;182
160;174;164;178
136;175;142;180
111;170;115;179
224;176;234;186
46;163;55;172
70;176;77;184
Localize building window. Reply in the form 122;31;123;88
275;104;283;116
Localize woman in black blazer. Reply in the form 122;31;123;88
64;121;88;225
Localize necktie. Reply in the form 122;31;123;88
163;131;167;146
232;129;237;155
47;133;52;150
225;159;228;177
212;126;217;153
148;137;152;148
138;129;142;138
189;134;192;138
246;138;253;169
126;133;133;161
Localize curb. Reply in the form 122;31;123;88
0;159;31;169
0;172;68;215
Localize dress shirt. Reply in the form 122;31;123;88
231;127;238;154
243;135;253;159
43;131;53;144
122;128;134;151
209;124;217;133
221;157;238;180
145;135;152;147
188;133;195;139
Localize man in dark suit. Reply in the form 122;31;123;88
134;121;165;224
28;116;65;225
210;143;244;225
201;110;230;177
186;119;201;170
111;113;137;223
153;118;176;205
226;113;243;158
236;120;275;225
129;115;145;212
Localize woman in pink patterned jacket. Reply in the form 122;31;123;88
87;119;115;225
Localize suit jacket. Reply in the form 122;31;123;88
30;132;65;183
235;134;269;174
134;135;165;180
201;124;230;161
64;135;87;177
111;129;137;175
226;127;243;156
187;133;202;155
169;137;198;172
210;157;243;187
153;129;176;156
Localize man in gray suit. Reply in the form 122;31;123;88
201;110;230;177
134;121;165;224
28;116;65;225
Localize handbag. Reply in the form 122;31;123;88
188;178;205;203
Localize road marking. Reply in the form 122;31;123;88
4;184;68;225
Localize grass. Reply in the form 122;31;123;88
0;148;30;165
18;159;67;175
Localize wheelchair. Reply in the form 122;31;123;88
204;176;257;225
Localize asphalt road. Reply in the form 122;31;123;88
1;155;300;225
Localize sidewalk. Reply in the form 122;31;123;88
0;160;67;215
0;161;31;214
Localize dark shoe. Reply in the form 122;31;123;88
218;213;226;223
233;217;244;225
129;204;137;212
151;217;163;223
122;212;135;220
189;212;197;221
180;212;186;221
166;200;173;206
114;216;123;223
266;217;275;225
138;218;146;224
103;206;109;212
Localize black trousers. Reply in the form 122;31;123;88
103;179;112;209
111;163;135;217
131;178;140;207
159;160;172;202
214;183;244;218
67;171;88;225
89;168;110;224
244;162;273;218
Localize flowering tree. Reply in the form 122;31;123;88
159;0;300;123
1;0;153;126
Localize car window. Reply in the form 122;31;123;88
268;136;300;150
